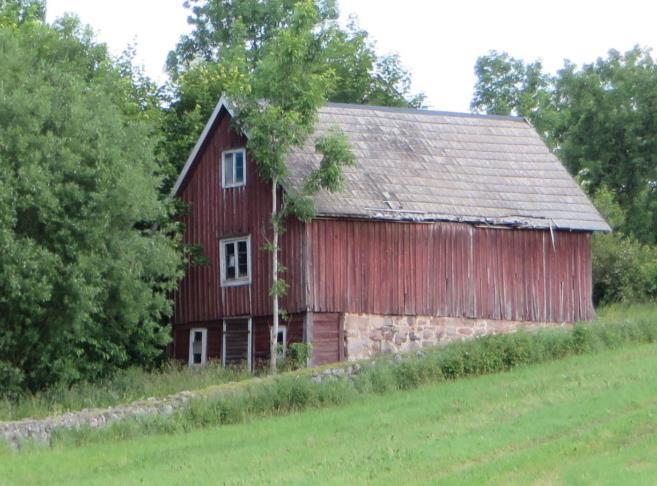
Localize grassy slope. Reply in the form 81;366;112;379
2;342;657;485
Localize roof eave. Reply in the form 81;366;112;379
313;210;611;233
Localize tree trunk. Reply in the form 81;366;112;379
270;176;279;373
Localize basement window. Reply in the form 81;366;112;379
220;236;251;286
222;148;246;188
188;328;207;366
277;325;287;359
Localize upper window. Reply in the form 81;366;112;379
220;236;251;286
222;148;246;188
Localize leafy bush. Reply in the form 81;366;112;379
279;343;312;372
591;187;657;305
0;6;182;392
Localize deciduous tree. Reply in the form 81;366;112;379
0;12;182;393
225;0;355;371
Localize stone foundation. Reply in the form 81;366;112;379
344;313;569;361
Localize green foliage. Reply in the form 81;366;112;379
471;50;549;119
0;361;251;422
0;0;44;26
279;343;312;371
590;186;657;305
307;130;356;193
0;17;182;391
159;0;423;192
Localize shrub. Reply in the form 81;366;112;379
279;343;312;371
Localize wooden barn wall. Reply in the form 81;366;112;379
253;313;305;367
307;219;593;323
173;108;306;324
173;315;304;366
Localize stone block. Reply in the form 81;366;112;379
369;329;383;341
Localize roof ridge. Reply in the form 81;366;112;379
323;102;526;122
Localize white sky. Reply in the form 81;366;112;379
46;0;657;112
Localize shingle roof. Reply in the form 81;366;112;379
285;103;610;232
173;98;610;232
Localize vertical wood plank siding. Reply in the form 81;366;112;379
173;109;306;324
308;219;593;323
312;313;342;365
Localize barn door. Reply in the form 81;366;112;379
312;313;342;365
222;318;252;370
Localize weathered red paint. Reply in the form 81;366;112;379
306;219;593;323
174;108;306;324
172;108;595;367
311;313;342;365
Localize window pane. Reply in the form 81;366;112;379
235;152;244;182
225;243;235;280
238;240;248;277
224;153;234;185
192;331;203;364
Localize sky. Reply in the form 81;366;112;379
46;0;657;112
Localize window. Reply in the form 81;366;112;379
222;148;246;188
220;236;251;286
222;318;252;370
276;325;287;359
188;328;207;366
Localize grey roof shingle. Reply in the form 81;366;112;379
286;103;610;232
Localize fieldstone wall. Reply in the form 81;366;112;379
0;363;364;448
344;313;569;361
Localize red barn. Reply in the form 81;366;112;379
171;98;610;368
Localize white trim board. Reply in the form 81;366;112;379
188;328;208;366
171;96;237;196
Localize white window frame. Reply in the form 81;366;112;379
220;235;252;287
276;325;287;359
188;328;208;367
222;318;252;370
221;148;247;188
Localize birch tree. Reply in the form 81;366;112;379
228;0;355;372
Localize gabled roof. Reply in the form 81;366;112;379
173;98;611;232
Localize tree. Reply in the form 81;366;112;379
159;0;422;192
223;0;355;371
0;0;44;26
0;13;182;393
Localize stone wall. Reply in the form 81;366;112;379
344;313;569;361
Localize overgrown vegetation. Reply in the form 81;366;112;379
1;304;654;424
6;342;655;483
154;306;657;431
160;0;425;192
0;0;182;394
0;304;651;446
0;362;251;422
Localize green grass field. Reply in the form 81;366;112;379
2;342;657;485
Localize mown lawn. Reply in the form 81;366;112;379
2;342;657;485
